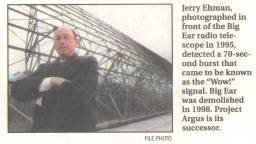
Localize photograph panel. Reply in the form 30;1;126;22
8;4;173;132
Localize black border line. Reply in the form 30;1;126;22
7;3;174;134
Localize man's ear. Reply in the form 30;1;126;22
52;44;56;50
75;37;81;46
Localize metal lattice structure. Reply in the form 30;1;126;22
8;5;172;132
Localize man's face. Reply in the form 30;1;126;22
53;27;79;58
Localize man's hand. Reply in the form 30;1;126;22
50;77;68;87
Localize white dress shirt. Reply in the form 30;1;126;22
36;77;52;106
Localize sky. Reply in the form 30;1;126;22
80;5;172;62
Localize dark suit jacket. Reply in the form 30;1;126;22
11;54;98;132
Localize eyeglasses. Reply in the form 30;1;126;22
54;35;75;42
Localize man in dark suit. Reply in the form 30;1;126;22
11;26;98;132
